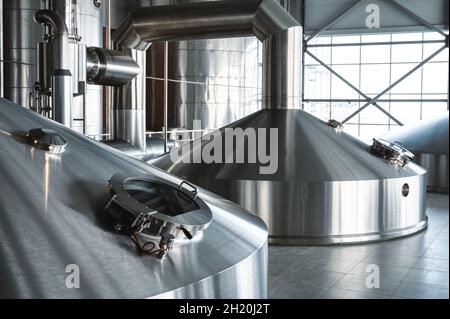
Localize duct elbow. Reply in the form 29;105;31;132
113;14;149;51
253;0;300;40
34;9;68;37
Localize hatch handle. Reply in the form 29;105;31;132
179;180;198;200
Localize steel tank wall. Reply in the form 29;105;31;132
141;0;262;131
382;115;449;194
2;0;43;106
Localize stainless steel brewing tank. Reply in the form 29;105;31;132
0;98;267;298
152;109;428;245
382;114;449;194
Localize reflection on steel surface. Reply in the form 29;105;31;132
0;98;267;298
2;0;43;106
112;0;302;151
152;109;428;245
383;114;449;193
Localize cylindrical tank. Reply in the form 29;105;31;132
382;114;449;194
152;110;428;245
0;97;268;298
2;0;43;106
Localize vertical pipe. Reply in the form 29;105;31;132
105;0;112;137
164;41;169;152
262;26;303;109
52;69;73;126
0;0;3;98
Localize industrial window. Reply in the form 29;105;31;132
304;31;449;142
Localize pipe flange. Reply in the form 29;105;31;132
93;0;102;8
371;138;415;166
327;119;343;132
26;128;67;154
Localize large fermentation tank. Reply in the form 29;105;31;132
152;110;428;244
0;98;267;298
2;0;43;105
383;114;449;193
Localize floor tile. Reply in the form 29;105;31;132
319;287;391;299
414;257;449;272
278;266;345;288
363;253;420;268
404;269;449;286
332;273;401;296
393;281;449;299
423;247;449;260
349;262;411;281
267;193;449;299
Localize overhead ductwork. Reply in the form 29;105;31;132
383;114;449;194
112;0;302;151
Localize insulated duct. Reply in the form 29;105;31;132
112;0;302;150
34;9;70;70
86;47;141;86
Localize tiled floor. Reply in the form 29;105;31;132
268;193;449;299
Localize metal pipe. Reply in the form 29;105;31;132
34;10;72;127
86;47;140;86
34;10;69;70
112;0;302;150
52;69;73;126
113;0;299;49
105;0;112;137
164;41;169;153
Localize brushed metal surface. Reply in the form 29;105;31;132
142;0;262;131
51;70;73;126
0;98;268;298
47;0;103;136
113;0;301;147
86;47;141;86
152;109;428;244
112;50;147;150
105;137;176;161
383;114;449;193
2;0;42;106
